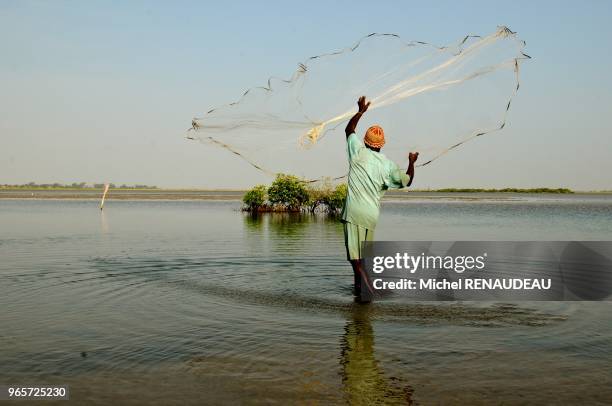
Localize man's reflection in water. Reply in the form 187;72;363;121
340;303;414;405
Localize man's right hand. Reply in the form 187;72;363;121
409;152;419;163
357;96;371;113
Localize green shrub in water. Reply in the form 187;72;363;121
307;182;347;213
243;175;347;213
267;174;310;211
242;185;267;210
327;183;347;212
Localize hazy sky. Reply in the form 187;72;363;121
1;0;611;189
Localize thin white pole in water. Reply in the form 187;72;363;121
100;183;110;210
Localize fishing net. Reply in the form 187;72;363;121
187;26;529;182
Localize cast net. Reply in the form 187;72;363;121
187;26;529;182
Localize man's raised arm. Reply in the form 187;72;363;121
345;96;371;139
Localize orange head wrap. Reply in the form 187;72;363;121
364;125;385;149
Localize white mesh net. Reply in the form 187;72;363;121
188;26;529;182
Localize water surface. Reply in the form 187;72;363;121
1;196;612;404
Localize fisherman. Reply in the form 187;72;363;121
342;96;418;301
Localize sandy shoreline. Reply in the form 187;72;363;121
0;189;244;200
1;189;609;202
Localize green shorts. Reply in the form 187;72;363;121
343;221;374;260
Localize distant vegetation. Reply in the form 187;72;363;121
1;182;158;190
1;183;578;195
243;174;347;214
431;188;574;194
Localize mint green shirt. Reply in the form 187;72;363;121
341;133;410;229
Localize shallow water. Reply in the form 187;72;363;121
1;196;612;404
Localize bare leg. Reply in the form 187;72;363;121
350;260;361;295
350;259;373;301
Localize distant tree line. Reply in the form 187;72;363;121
1;182;158;189
431;188;573;194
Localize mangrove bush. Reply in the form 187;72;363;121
243;174;347;214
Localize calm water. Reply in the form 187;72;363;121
1;196;612;404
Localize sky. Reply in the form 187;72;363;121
1;0;611;190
